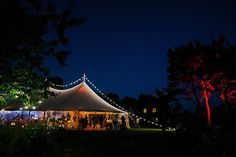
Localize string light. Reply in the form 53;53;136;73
48;74;162;127
85;77;161;127
49;77;83;88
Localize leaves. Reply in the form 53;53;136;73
167;35;236;126
0;0;85;106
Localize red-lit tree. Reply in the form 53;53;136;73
167;35;236;127
204;36;236;108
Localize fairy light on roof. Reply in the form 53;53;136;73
49;77;83;88
85;76;160;127
48;74;162;127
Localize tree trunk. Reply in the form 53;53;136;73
201;80;211;127
191;80;202;114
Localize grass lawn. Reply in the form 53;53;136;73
49;128;191;157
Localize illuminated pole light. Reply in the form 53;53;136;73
20;108;23;110
24;106;28;109
38;100;42;104
1;109;4;112
32;106;36;110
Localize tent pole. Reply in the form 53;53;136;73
28;110;31;120
43;111;46;119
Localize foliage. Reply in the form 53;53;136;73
0;96;7;106
154;86;184;129
167;35;236;126
106;92;120;104
0;122;47;157
0;0;86;107
121;96;139;112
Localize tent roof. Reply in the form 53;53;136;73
37;81;124;112
0;100;23;111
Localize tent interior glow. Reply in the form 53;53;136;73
0;75;132;130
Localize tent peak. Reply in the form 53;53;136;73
83;73;86;82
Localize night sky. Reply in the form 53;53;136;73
46;0;236;100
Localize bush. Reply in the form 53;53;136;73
0;121;54;157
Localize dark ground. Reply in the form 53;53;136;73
1;126;235;157
47;129;192;157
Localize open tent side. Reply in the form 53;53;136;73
1;78;130;130
37;81;130;129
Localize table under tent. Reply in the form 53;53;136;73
0;79;129;131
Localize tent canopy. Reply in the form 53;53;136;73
37;81;124;112
0;100;22;111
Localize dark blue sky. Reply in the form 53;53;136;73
46;0;236;102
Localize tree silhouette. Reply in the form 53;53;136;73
48;76;65;90
121;96;138;113
155;86;181;129
106;92;120;104
138;94;157;116
0;0;86;107
167;35;236;127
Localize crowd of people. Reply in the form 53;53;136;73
76;114;127;131
0;111;127;131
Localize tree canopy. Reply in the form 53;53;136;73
0;0;86;107
167;35;236;126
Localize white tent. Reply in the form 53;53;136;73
38;81;124;112
37;78;129;129
0;76;129;130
